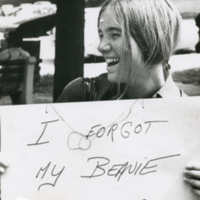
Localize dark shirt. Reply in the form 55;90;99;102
57;73;187;103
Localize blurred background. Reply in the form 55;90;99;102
0;0;200;105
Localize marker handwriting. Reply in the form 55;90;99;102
27;119;59;146
67;120;168;150
81;154;180;181
36;161;65;191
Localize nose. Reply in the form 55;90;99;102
97;37;111;53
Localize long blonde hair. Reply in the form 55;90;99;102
98;0;182;99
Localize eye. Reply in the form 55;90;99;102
111;33;120;40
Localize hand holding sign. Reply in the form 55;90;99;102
184;164;200;197
0;154;9;200
0;153;9;175
0;162;8;175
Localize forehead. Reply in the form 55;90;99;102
98;9;121;30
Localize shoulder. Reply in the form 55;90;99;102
0;48;30;63
93;73;113;100
56;77;85;102
56;73;109;102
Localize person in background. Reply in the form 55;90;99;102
0;47;30;102
0;47;30;62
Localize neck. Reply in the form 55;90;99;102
125;64;165;99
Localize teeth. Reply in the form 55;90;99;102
106;58;119;64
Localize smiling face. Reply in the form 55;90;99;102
97;10;144;83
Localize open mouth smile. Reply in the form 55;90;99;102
106;58;120;66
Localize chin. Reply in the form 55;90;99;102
107;73;118;83
107;73;129;84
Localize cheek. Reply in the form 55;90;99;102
112;42;122;56
111;36;124;55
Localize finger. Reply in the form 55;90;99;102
192;188;200;197
184;177;200;188
186;164;200;171
184;170;200;179
0;167;5;174
0;161;9;168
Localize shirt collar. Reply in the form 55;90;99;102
97;72;182;100
153;73;181;98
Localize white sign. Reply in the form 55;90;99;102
1;97;200;200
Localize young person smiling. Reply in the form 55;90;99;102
58;0;200;197
57;0;186;102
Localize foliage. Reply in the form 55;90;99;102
172;68;200;84
34;74;53;94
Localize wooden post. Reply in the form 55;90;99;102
54;0;85;102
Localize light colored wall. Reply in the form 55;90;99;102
171;0;200;13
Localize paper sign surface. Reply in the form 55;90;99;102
1;98;200;200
